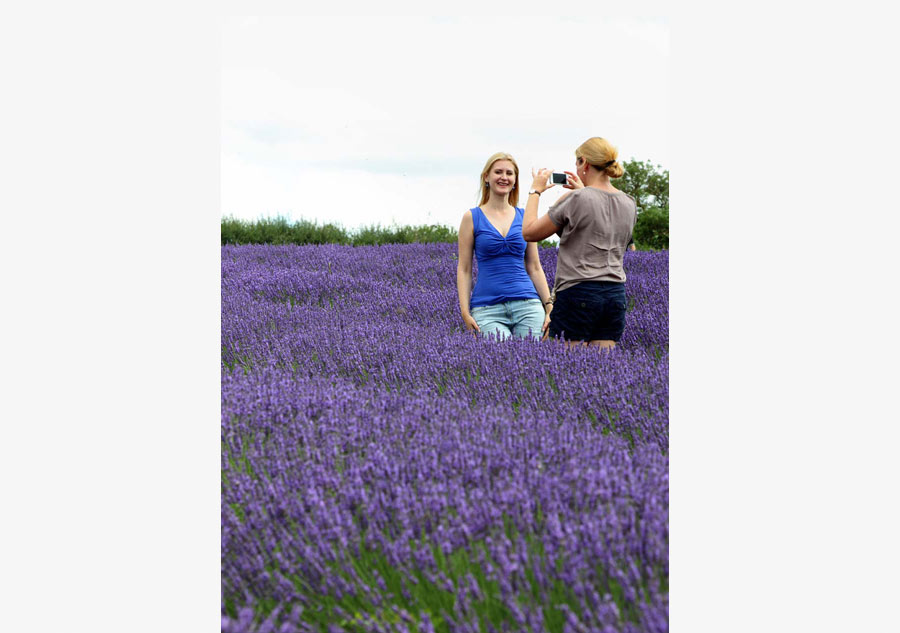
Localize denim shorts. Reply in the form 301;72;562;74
471;298;545;341
547;281;627;342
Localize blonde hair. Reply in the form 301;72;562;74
575;137;625;179
476;152;520;207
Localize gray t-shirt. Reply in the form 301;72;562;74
547;188;637;295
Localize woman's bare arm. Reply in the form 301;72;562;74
456;211;480;332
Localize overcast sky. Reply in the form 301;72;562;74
222;15;669;233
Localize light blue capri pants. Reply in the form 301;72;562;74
471;298;545;341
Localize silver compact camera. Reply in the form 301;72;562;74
549;172;568;185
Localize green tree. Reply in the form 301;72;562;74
631;206;669;250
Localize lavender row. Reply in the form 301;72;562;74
222;244;667;353
222;245;668;450
222;372;668;632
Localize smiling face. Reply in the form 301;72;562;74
477;152;520;207
486;160;516;196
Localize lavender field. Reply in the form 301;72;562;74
221;244;669;633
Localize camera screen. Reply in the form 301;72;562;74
551;173;567;184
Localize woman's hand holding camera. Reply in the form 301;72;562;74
532;167;584;193
563;171;584;190
530;167;553;193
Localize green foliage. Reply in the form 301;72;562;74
221;215;351;245
222;216;463;247
632;206;669;250
222;215;563;250
352;223;458;246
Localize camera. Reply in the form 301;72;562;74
550;172;568;185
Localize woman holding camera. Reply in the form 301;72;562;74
521;137;637;350
456;152;553;340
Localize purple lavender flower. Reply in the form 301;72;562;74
222;244;669;632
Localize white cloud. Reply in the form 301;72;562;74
222;15;669;231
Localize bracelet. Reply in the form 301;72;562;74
543;300;553;306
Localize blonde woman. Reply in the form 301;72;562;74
456;152;553;340
522;137;637;350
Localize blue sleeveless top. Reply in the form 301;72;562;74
469;206;539;308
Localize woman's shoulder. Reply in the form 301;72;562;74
463;207;481;220
617;191;637;208
584;187;634;205
603;186;629;198
606;187;634;204
560;188;587;204
460;208;477;230
607;191;638;214
465;207;485;232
